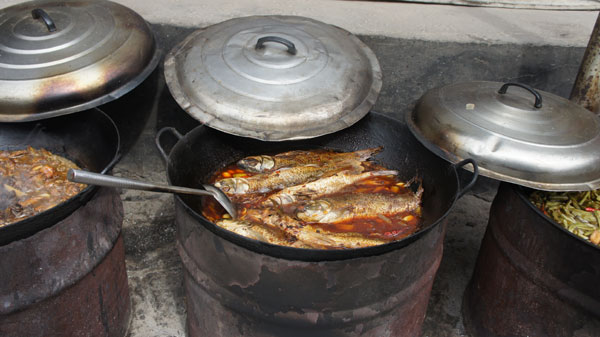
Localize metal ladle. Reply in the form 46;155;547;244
68;169;237;218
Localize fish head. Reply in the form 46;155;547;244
214;178;250;194
237;155;275;172
296;199;332;222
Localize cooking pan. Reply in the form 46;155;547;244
0;109;120;245
157;112;478;261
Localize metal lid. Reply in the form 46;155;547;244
164;15;382;141
407;81;600;191
0;0;159;122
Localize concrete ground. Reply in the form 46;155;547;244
1;0;596;336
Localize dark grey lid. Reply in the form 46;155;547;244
0;0;159;122
408;81;600;191
164;15;382;141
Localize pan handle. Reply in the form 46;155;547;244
453;158;479;199
155;127;183;164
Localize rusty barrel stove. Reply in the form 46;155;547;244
177;201;445;337
0;111;129;337
0;1;159;336
462;184;600;336
0;188;130;336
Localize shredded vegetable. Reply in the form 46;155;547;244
530;190;600;245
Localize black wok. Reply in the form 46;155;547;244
0;109;120;245
157;112;477;261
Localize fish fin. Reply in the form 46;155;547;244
331;160;364;174
298;230;338;247
371;170;398;177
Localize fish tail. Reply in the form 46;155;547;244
402;176;424;199
354;146;384;161
414;182;424;199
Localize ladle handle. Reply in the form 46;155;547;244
68;169;213;197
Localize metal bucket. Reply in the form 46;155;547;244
462;183;600;336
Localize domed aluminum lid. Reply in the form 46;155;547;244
407;81;600;191
164;15;382;141
0;0;159;122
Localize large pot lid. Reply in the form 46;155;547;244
164;15;382;141
0;0;159;122
407;81;600;191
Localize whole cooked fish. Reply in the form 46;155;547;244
243;208;389;249
262;169;398;207
295;187;423;224
237;147;382;173
216;218;311;248
215;161;363;195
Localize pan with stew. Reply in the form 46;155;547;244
0;109;120;245
157;112;478;261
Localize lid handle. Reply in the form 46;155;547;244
31;9;57;32
498;82;543;108
255;36;297;55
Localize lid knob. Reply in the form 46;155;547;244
498;82;543;108
255;36;297;55
31;8;56;32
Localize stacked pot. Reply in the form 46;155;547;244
0;1;158;336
